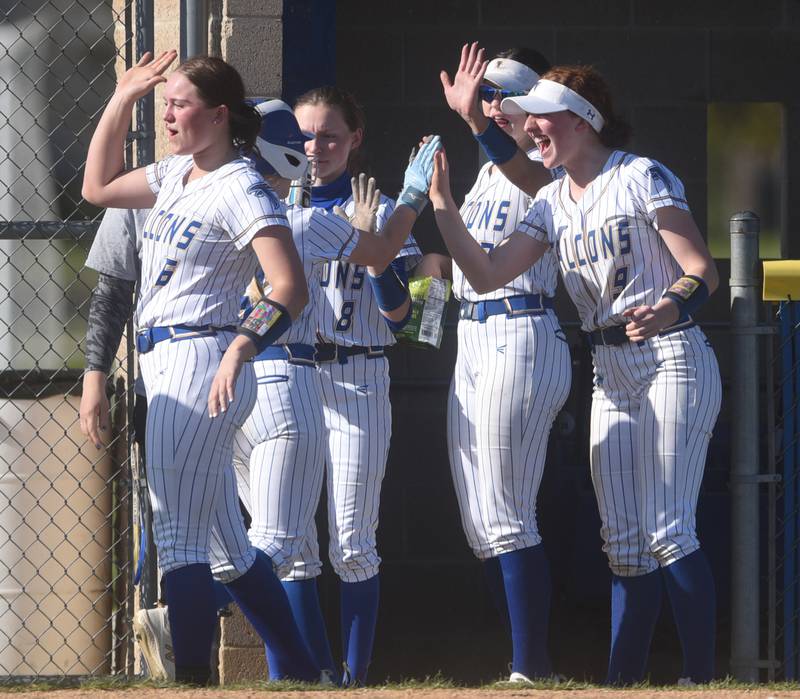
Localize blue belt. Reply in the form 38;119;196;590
254;342;316;366
135;325;236;354
587;316;695;347
459;293;554;322
314;343;385;364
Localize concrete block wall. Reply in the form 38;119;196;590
221;0;283;98
218;607;268;684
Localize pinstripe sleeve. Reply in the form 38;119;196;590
303;208;359;262
516;195;552;246
145;156;179;194
218;171;290;249
626;157;690;222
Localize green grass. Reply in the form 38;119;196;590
2;674;800;692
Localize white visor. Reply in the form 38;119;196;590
501;79;605;132
484;57;540;93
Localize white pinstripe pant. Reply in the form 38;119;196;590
138;332;257;582
447;311;572;559
589;326;722;577
286;354;391;583
232;358;326;579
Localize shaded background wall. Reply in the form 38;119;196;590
287;0;800;684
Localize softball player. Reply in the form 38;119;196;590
445;48;571;682
288;86;422;686
80;207;147;449
79;206;181;679
436;45;721;685
82;52;321;684
231;99;439;682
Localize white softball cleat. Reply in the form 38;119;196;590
133;606;175;680
508;671;535;684
319;668;337;686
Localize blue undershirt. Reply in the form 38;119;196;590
310;170;352;212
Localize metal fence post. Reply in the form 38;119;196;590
181;0;209;61
730;211;761;681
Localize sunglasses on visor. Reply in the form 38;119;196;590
478;85;527;103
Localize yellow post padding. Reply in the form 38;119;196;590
763;260;800;300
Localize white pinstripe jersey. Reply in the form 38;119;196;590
136;155;289;329
278;206;359;345
454;150;559;303
316;194;422;346
518;151;688;332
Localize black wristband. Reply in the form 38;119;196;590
663;274;709;317
238;297;293;353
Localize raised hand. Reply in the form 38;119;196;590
350;173;381;234
405;135;442;192
429;149;454;209
115;50;177;103
440;42;489;133
397;134;443;214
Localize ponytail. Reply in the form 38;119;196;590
229;101;261;152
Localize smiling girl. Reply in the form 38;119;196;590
437;44;722;686
441;47;572;684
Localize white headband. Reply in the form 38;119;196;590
501;79;605;132
483;58;540;94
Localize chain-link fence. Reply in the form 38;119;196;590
0;0;153;681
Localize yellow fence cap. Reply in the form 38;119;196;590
763;260;800;300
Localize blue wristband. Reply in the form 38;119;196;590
368;267;408;312
237;298;292;352
474;119;518;165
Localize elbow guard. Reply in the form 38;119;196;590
663;274;710;317
238;297;292;353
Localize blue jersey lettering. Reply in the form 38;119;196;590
494;200;510;231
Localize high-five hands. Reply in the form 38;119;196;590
440;42;489;133
397;134;443;215
334;173;382;234
429;149;454;210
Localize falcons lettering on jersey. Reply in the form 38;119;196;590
462;198;511;232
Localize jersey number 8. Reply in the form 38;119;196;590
336;301;355;331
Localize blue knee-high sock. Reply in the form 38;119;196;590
662;549;716;683
340;575;380;686
164;564;217;684
482;556;510;631
212;579;233;612
225;551;319;682
498;544;552;678
280;579;338;680
606;569;663;685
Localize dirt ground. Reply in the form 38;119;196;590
2;688;800;699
